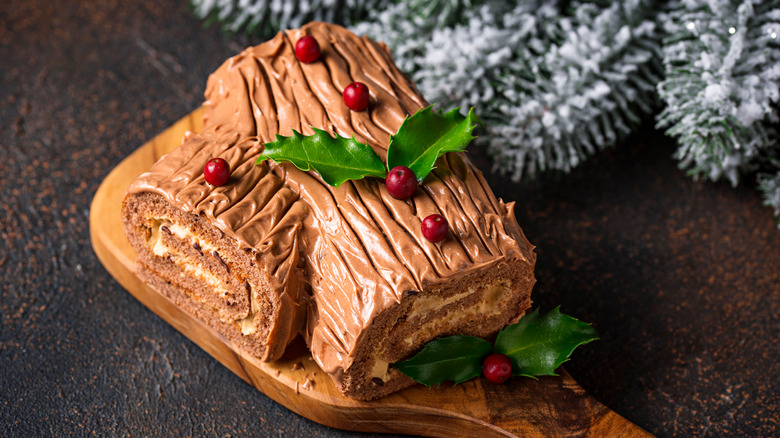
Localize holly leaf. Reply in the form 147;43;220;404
387;106;482;181
395;335;491;387
256;128;387;187
494;307;599;378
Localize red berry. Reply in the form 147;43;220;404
482;353;513;384
386;166;418;199
295;35;320;63
421;214;448;243
204;158;230;186
343;82;369;111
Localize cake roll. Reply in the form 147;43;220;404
122;22;536;400
122;130;307;362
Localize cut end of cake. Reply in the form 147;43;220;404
316;258;535;400
122;191;303;362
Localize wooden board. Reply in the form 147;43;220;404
90;109;652;438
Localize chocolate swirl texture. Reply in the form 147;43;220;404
124;22;536;398
125;130;308;361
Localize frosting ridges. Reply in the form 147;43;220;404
127;22;535;376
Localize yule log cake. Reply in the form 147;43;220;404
122;22;536;400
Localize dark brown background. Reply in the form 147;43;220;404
1;1;778;436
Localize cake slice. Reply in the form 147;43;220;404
122;22;536;400
122;130;308;361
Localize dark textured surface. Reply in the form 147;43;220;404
0;1;777;436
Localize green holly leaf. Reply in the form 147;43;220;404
394;335;491;387
256;128;387;187
386;106;481;181
494;307;599;378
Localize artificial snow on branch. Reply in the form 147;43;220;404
190;0;389;35
356;0;662;180
759;171;780;219
656;0;780;186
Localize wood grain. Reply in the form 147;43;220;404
89;109;652;438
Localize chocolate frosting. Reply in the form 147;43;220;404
128;22;535;375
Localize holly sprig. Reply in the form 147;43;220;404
394;307;598;387
256;106;481;186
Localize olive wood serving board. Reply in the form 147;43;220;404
90;109;651;437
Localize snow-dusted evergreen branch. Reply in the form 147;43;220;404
759;171;780;222
656;0;780;186
356;0;662;180
190;0;389;35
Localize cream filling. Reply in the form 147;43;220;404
478;282;506;313
369;282;512;381
370;357;390;381
408;289;472;318
147;220;256;329
403;282;510;349
238;293;260;335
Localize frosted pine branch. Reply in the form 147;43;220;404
190;0;389;34
656;0;780;186
759;171;780;225
490;0;662;179
356;0;662;180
